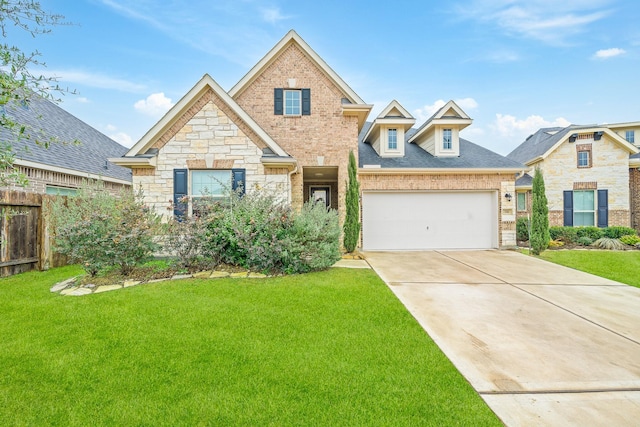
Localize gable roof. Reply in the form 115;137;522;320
407;100;472;144
1;95;132;184
507;125;639;165
358;122;523;172
119;74;289;161
361;100;416;143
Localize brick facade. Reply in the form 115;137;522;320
630;168;640;232
233;43;359;225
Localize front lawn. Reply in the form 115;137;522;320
0;266;499;426
539;250;640;288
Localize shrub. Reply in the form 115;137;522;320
592;237;626;250
530;168;550;255
343;150;360;253
548;239;564;248
549;226;577;244
50;183;160;276
164;216;212;272
603;226;637;239
576;236;593;246
575;226;604;241
516;217;530;241
620;234;640;246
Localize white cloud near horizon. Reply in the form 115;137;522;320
592;47;626;59
134;92;175;117
492;113;571;140
413;98;478;122
455;0;612;44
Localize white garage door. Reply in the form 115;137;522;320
362;191;498;250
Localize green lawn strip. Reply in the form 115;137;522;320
539;250;640;288
0;267;499;426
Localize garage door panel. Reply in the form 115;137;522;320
362;192;497;250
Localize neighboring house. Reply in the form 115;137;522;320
0;95;132;195
507;124;640;231
112;30;524;250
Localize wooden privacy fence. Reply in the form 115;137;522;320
0;190;65;277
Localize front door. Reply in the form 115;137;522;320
310;186;331;208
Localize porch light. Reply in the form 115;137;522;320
504;192;512;202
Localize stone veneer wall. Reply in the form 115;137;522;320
233;43;360;225
132;97;288;220
629;168;640;232
359;172;518;248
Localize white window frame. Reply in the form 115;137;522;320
626;130;635;144
284;89;301;116
573;190;595;226
387;128;398;150
190;169;232;200
577;150;590;167
516;192;526;212
442;128;452;150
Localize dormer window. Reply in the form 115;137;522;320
388;129;397;150
443;129;452;150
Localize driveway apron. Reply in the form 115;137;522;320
364;250;640;426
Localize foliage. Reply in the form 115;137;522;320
620;234;640;246
549;226;577;243
603;226;637;239
592;237;626;250
576;226;605;241
516;216;529;241
548;239;564;248
343;150;360;252
164;215;211;272
1;1;71;186
576;236;593;246
530;168;550;255
200;190;341;274
50;183;160;276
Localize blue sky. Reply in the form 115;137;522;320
10;0;639;155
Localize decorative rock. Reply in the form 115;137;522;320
60;286;80;295
210;271;230;278
94;285;123;293
50;278;77;293
84;283;97;289
171;274;193;280
67;287;93;296
193;271;213;279
148;278;170;283
230;272;249;278
247;272;267;278
123;280;141;287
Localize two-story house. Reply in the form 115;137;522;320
111;30;524;251
507;124;640;231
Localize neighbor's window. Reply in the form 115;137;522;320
573;190;595;226
443;128;452;150
388;128;397;150
46;185;78;196
626;130;635;144
284;90;301;116
516;192;526;212
577;150;591;168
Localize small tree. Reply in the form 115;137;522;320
530;167;550;255
343;150;360;252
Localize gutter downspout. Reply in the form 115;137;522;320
288;164;299;205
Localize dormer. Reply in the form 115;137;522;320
362;100;416;158
408;100;472;157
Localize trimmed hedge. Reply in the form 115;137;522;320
549;226;636;244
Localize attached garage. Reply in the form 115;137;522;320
362;191;498;250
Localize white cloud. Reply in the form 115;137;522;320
592;47;626;59
134;92;174;117
413;98;478;122
45;69;146;93
261;7;290;24
109;131;134;148
456;0;612;44
76;97;90;103
492;113;571;140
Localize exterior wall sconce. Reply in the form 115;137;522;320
504;192;512;202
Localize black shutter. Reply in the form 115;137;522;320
597;189;608;228
232;169;246;197
563;190;573;226
173;169;188;220
301;88;311;115
274;88;283;115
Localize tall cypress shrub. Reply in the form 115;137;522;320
343;150;360;252
531;167;550;255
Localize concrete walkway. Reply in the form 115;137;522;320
364;250;640;426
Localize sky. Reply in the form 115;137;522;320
7;0;640;155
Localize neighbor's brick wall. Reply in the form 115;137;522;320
631;168;640;232
359;172;518;248
132;95;288;220
536;134;630;226
233;42;360;225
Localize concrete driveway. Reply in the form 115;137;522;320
364;250;640;426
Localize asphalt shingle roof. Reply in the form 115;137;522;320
1;95;132;183
358;122;524;169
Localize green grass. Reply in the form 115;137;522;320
0;266;499;426
540;250;640;288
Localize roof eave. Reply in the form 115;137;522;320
342;104;374;132
108;156;157;169
358;167;523;175
14;158;132;186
